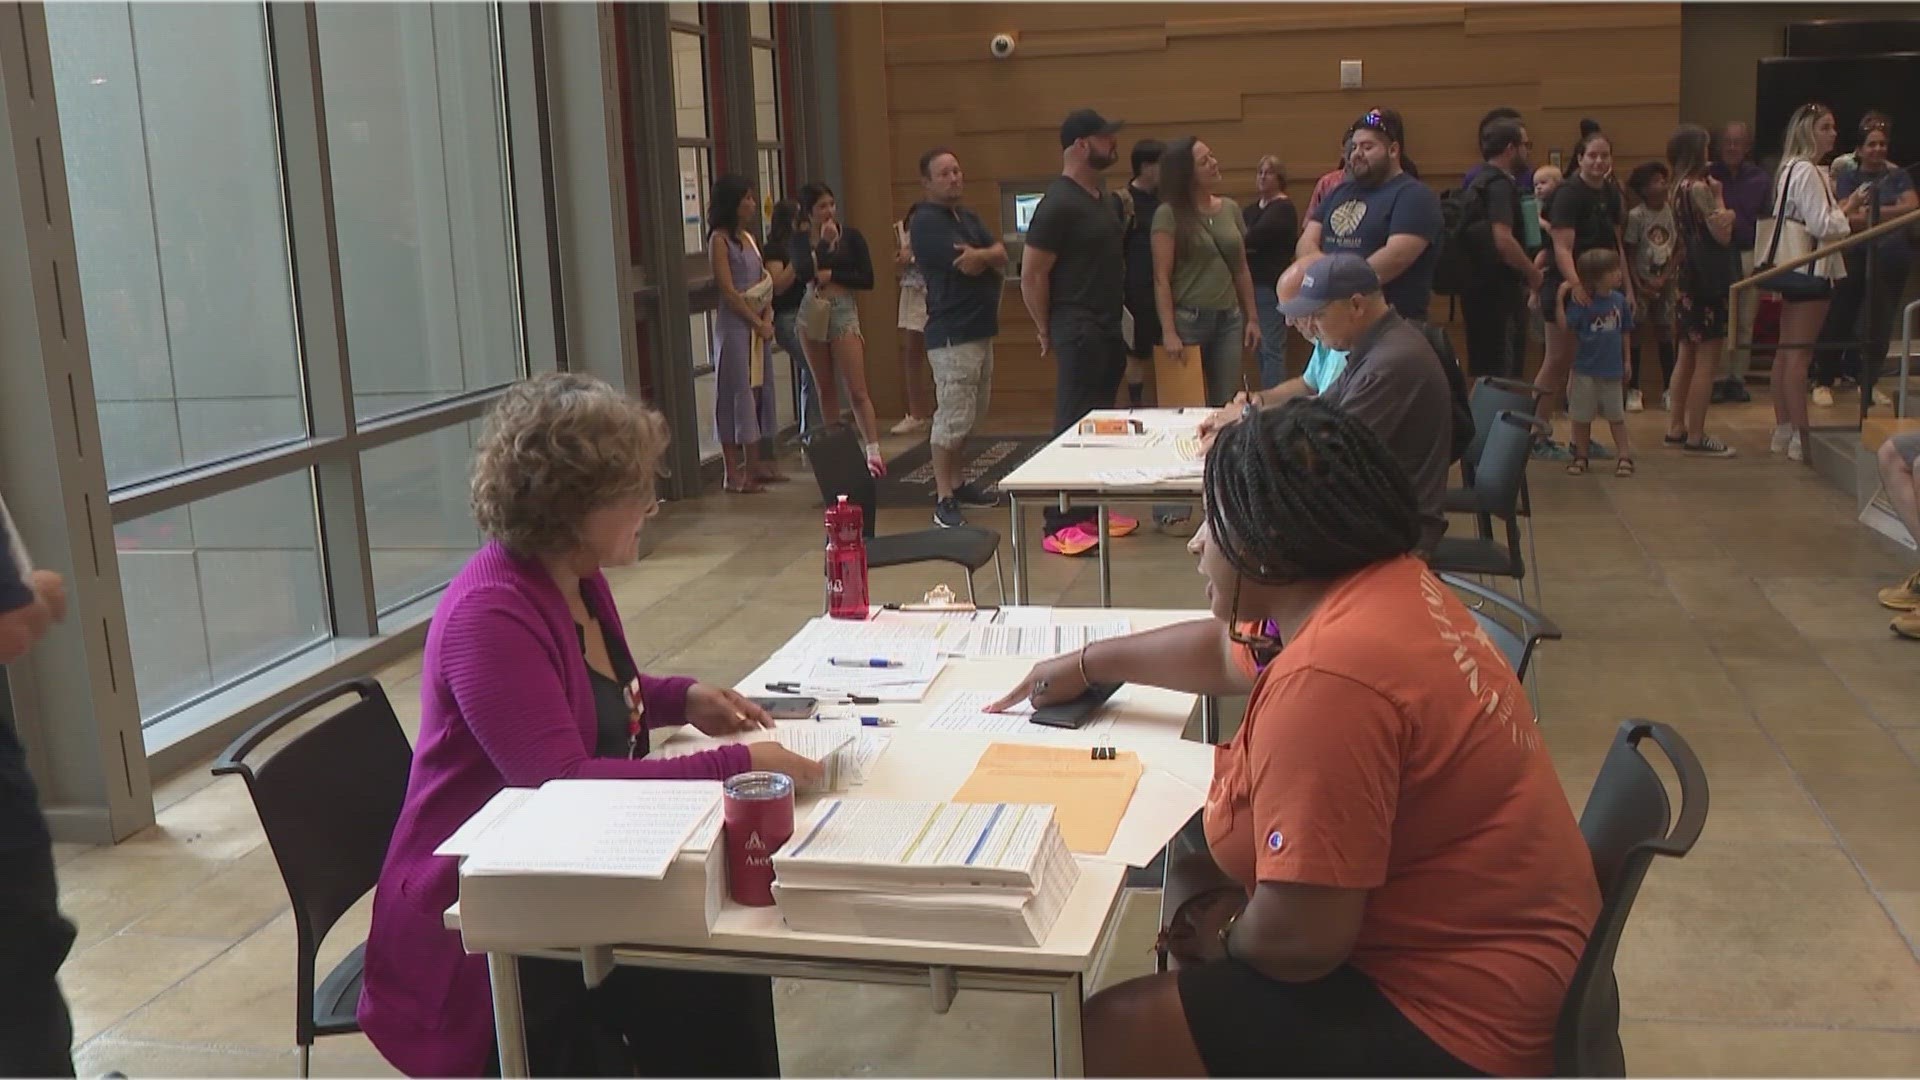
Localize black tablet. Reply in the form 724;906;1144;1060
1029;682;1123;729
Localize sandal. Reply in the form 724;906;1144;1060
755;466;793;483
1566;457;1589;476
1614;457;1636;477
722;476;765;494
1663;431;1687;447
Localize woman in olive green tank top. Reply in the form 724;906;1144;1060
1152;136;1263;408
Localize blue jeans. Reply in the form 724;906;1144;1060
775;309;822;434
1253;284;1289;389
1175;306;1245;408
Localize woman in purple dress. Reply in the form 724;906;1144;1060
708;174;786;492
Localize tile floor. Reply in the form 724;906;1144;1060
51;392;1920;1077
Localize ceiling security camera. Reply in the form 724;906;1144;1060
989;33;1016;59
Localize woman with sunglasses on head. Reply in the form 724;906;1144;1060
992;399;1599;1078
1813;112;1916;412
1765;104;1868;463
357;374;822;1077
1532;124;1634;460
1154;135;1262;409
1662;124;1741;457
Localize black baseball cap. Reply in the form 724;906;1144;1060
1060;108;1124;148
1276;254;1380;318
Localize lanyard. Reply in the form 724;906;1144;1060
621;677;645;759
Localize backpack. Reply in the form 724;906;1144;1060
1431;170;1501;297
1416;322;1479;466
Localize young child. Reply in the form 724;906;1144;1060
1561;248;1635;477
1624;161;1677;414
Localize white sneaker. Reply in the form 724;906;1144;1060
1626;390;1645;413
1874;387;1896;407
890;416;930;435
1812;385;1835;407
1787;433;1805;462
1771;424;1794;454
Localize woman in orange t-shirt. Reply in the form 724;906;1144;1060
996;399;1600;1077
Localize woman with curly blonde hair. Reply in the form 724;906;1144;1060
358;373;818;1077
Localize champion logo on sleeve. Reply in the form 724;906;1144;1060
1266;829;1284;853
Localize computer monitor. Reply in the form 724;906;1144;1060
1013;192;1044;233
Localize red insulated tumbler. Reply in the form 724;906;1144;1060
722;771;795;906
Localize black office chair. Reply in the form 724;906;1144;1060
1440;572;1562;682
1431;410;1545;597
1446;377;1546;538
801;423;1005;604
212;678;413;1077
1555;720;1709;1077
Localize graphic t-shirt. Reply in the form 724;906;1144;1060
1204;556;1601;1078
1311;171;1444;320
1564;290;1632;378
1625;203;1676;289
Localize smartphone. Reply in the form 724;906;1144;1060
748;696;817;720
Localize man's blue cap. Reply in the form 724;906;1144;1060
1276;253;1380;318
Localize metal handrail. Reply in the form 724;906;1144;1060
1901;298;1918;418
1731;204;1920;293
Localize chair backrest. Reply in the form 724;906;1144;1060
1468;410;1544;520
1555;720;1709;1077
1439;572;1562;680
1464;378;1544;478
212;677;413;1040
800;423;878;538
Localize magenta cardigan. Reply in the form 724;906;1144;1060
357;541;753;1077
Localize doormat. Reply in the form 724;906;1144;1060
873;435;1051;507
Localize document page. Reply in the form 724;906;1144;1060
779;800;1054;879
461;779;721;879
926;690;1042;736
953;743;1143;855
955;621;1132;659
435;788;535;857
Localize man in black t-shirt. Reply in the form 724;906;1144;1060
1115;139;1164;408
0;496;76;1077
1020;108;1128;542
1461;119;1543;381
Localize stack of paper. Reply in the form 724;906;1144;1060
1092;463;1204;487
770;800;1080;947
947;616;1132;659
656;723;879;794
763;633;950;701
452;780;728;951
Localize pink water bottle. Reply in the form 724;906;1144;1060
825;495;870;620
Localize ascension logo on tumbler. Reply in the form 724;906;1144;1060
746;830;771;868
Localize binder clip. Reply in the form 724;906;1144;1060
1091;741;1118;761
891;583;976;613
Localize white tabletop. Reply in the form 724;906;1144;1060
450;606;1213;972
996;409;1206;495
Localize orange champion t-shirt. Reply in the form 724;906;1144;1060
1204;556;1600;1078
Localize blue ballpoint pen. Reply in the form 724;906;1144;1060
828;657;903;669
815;715;895;727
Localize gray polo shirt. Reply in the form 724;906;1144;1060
1318;311;1453;552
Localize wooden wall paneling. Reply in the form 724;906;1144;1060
835;4;905;420
850;2;1684;421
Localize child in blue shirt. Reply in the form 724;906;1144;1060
1559;248;1635;476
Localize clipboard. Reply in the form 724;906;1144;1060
1152;344;1207;408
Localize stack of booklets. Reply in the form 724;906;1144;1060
770;800;1080;947
446;779;727;951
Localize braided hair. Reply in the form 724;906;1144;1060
1203;398;1421;586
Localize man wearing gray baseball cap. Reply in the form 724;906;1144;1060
1213;253;1454;553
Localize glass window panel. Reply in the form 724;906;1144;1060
115;470;328;722
690;312;718;461
752;45;779;143
758;149;784;221
668;2;701;25
749;2;772;39
679;146;711;255
361;423;486;621
47;2;305;490
317;4;523;421
670;30;708;140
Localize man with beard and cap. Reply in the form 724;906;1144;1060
1297;107;1444;324
1021;107;1135;553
